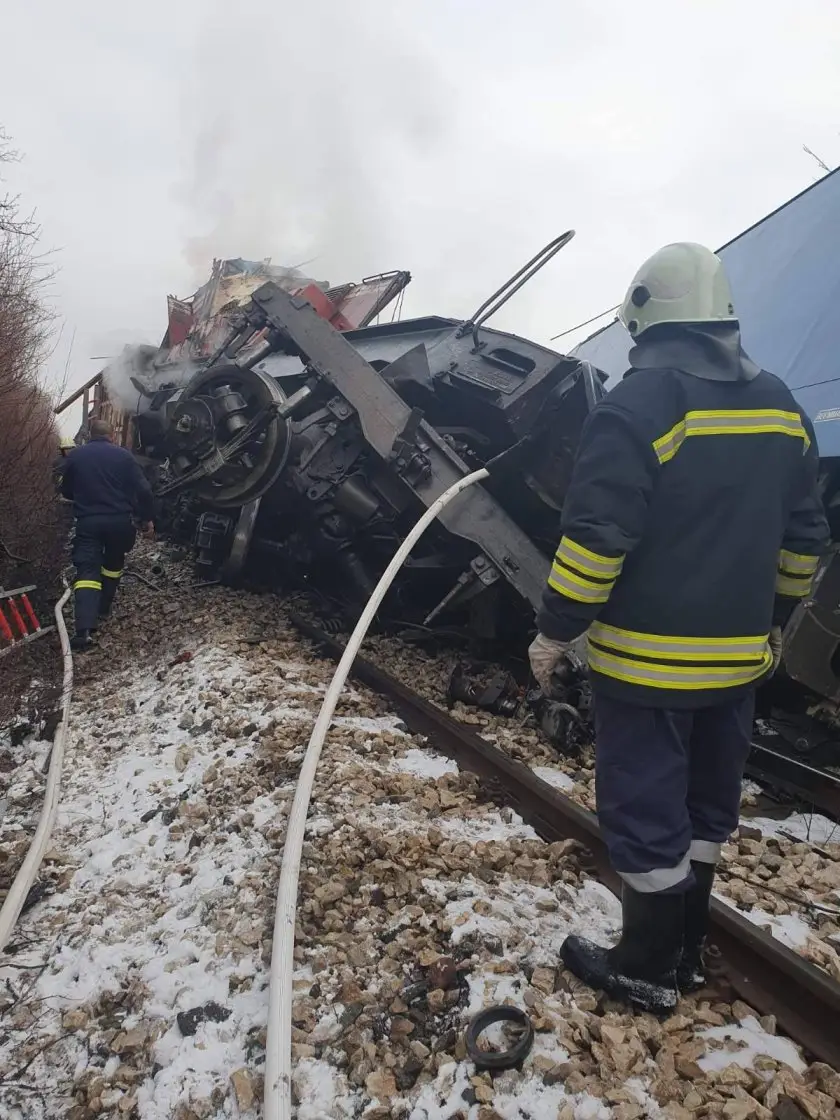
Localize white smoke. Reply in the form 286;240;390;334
102;345;201;413
178;0;454;287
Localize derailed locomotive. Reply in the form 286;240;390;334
118;245;840;774
128;239;604;644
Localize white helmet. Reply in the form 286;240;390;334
619;242;737;338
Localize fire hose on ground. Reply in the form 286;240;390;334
0;587;73;955
263;467;491;1120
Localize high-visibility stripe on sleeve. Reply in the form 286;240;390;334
778;550;819;576
775;572;813;598
555;536;624;580
74;580;102;591
548;563;613;604
652;409;810;465
776;549;819;598
101;567;123;579
652;420;687;464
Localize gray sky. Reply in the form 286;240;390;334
2;0;839;417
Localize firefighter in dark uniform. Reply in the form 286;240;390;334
54;437;77;542
61;418;155;651
528;242;829;1013
53;436;76;487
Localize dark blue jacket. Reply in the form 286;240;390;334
61;438;154;522
537;364;829;708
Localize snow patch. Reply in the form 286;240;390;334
746;810;840;846
407;1060;611;1120
437;809;539;843
428;871;619;959
698;1015;806;1074
532;765;576;792
712;894;814;949
0;646;286;1120
392;747;457;780
331;714;406;735
744;908;812;949
294;1058;358;1119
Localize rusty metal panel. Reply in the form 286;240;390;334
331;271;411;328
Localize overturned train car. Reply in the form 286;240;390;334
132;277;604;642
125;260;840;774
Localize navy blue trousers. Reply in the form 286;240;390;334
593;690;754;893
72;515;136;631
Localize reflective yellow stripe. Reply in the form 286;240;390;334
778;550;819;576
101;568;123;579
589;622;769;663
74;580;102;591
548;562;614;604
652;419;687;464
555;536;624;580
775;572;813;598
587;643;773;690
652;409;810;465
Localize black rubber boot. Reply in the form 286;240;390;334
90;610;109;633
677;860;716;993
70;630;93;653
560;885;683;1014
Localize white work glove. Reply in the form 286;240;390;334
769;626;783;673
528;632;571;693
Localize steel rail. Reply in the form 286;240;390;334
291;614;840;1071
746;741;840;820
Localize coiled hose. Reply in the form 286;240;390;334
263;468;490;1119
0;587;73;955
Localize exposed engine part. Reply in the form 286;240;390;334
782;552;840;704
447;662;520;716
133;240;603;643
528;656;593;757
222;500;261;581
163;364;298;506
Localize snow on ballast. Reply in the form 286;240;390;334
0;552;839;1119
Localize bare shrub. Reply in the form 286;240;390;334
0;129;61;596
0;128;63;722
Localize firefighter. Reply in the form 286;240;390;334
53;436;76;487
528;242;829;1013
61;417;155;652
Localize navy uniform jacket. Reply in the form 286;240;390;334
537;365;830;708
61;437;154;523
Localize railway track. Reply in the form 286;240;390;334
4;560;840;1118
292;613;840;1074
747;738;840;821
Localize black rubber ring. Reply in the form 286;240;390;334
464;1005;535;1070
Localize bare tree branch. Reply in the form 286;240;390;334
0;124;63;672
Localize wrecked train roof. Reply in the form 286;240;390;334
162;257;410;358
572;167;840;456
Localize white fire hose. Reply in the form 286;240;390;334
264;468;490;1120
0;587;73;955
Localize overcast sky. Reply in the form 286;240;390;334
2;0;839;416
